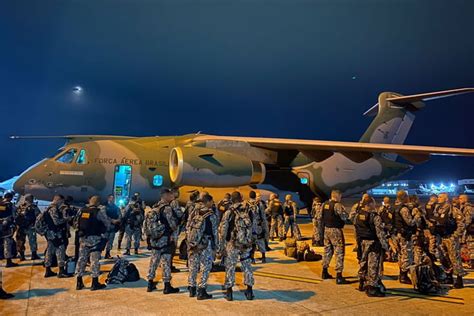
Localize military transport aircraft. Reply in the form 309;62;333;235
11;88;474;206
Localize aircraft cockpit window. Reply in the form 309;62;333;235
76;149;87;164
55;148;77;164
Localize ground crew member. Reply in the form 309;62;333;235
43;195;70;278
145;189;180;294
311;197;323;246
75;195;117;291
248;191;269;263
122;195;144;255
219;191;256;301
0;192;18;267
320;190;349;284
0;265;14;299
186;193;218;300
283;194;302;240
392;190;417;284
459;194;474;269
15;194;41;261
354;197;389;297
104;194;121;259
434;193;466;288
267;194;284;241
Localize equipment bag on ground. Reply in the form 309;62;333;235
106;257;140;284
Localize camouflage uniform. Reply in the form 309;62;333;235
392;202;416;273
377;203;396;263
434;202;466;276
311;201;323;244
44;202;69;269
145;201;177;282
169;199;184;263
186;205;218;288
320;199;348;273
248;199;268;254
217;198;232;223
461;203;474;265
283;200;302;240
75;206;110;278
219;203;256;289
353;208;389;288
104;201;121;254
15;200;41;256
424;201;439;257
266;198;283;239
123;201;144;252
0;199;16;260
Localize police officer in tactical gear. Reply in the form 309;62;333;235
104;194;121;259
459;194;474;269
15;194;41;261
320;190;349;284
266;193;284;241
144;189;180;294
283;194;302;240
311;197;323;246
378;196;396;262
122;194;145;255
75;195;114;291
217;193;232;223
0;192;18;267
248;191;269;263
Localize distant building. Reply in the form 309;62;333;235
367;179;460;196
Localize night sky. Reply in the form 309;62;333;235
1;0;473;182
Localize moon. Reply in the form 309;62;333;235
73;86;83;95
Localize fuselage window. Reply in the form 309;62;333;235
76;149;87;164
55;148;77;164
153;175;163;187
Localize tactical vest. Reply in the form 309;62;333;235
354;209;377;240
322;200;345;229
284;203;295;217
17;204;37;228
433;205;457;237
152;204;172;237
203;213;213;237
105;203;120;219
269;200;282;217
425;203;436;220
78;207;105;236
393;204;414;237
0;201;13;219
379;206;393;227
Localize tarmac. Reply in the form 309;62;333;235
1;213;473;315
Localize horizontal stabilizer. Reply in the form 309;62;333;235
386;87;474;104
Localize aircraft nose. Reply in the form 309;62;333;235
13;173;27;195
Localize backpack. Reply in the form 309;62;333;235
106;257;140;284
144;206;168;241
230;208;253;249
187;210;213;250
410;262;441;294
35;210;54;236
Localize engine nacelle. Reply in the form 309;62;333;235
169;147;265;187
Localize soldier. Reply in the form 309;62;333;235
378;196;396;262
320;190;349;284
15;194;41;261
424;194;439;257
282;194;302;240
144;189;180;294
350;193;371;260
392;190;418;284
217;193;232;223
219;191;256;301
122;195;144;255
311;197;323;246
42;195;70;278
459;194;473;269
267;194;284;241
0;193;18;267
248;191;269;263
104;194;121;259
186;193;218;300
61;196;77;257
408;195;425;265
354;197;389;297
75;196;116;291
433;193;465;288
169;188;184;273
255;192;271;251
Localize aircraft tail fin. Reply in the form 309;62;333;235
359;88;474;160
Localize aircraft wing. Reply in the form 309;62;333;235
192;135;474;163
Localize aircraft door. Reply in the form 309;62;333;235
113;165;132;207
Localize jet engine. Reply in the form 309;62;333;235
169;147;265;187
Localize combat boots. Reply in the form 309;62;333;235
19;251;26;261
399;270;412;284
58;266;72;278
123;250;130;256
134;248;139;255
366;286;385;297
188;286;197;297
224;287;233;301
104;251;112;259
91;277;106;291
31;251;40;260
443;273;454;284
358;279;365;291
147;280;157;292
453;275;464;289
197;287;212;300
321;268;333;279
5;258;18;268
44;267;57;278
0;287;14;300
76;276;85;290
244;286;254;300
336;273;349;285
163;282;179;294
261;253;266;263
